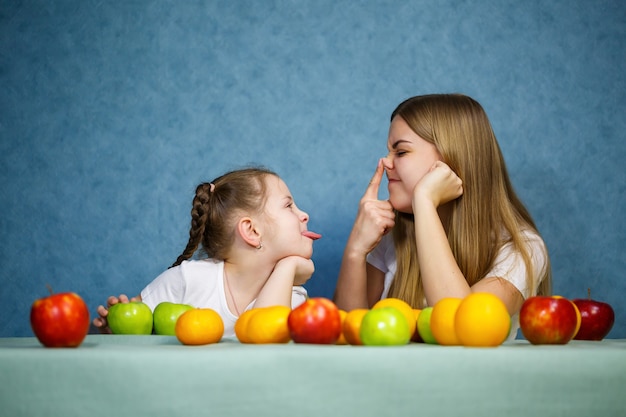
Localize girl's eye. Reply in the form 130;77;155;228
396;150;407;156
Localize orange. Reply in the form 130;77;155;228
336;310;348;345
571;302;582;337
553;296;582;337
430;297;462;345
245;306;291;344
372;298;417;338
175;308;224;345
342;308;369;345
234;308;257;343
455;293;510;347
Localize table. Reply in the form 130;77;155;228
1;335;625;417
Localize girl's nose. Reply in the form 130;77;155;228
299;209;309;223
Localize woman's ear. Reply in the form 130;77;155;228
236;217;262;249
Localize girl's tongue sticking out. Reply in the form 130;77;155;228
302;231;322;240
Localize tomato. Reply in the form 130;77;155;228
287;297;341;344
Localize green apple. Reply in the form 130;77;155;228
107;301;153;335
153;302;194;335
417;306;438;344
359;307;411;346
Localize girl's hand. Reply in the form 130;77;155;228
348;159;396;256
413;161;463;208
255;257;315;308
92;294;140;334
275;256;315;286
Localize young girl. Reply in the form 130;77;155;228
94;167;321;337
334;93;551;340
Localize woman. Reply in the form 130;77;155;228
334;94;551;339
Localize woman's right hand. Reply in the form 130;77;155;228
92;294;139;334
347;159;395;256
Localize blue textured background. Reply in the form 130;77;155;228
1;0;624;338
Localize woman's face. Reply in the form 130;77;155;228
260;176;315;259
383;116;442;213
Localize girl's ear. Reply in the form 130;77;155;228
237;217;262;249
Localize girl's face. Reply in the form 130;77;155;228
261;176;315;259
383;116;442;213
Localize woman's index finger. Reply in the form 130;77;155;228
363;159;384;200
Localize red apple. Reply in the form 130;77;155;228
572;290;615;341
30;292;91;348
519;296;578;345
287;297;341;344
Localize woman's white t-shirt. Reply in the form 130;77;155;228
140;259;308;338
366;230;548;340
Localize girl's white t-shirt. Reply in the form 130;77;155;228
140;259;308;338
366;230;549;340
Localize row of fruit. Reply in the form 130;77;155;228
29;290;614;348
519;293;615;344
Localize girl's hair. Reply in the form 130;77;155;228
171;167;277;267
387;94;551;307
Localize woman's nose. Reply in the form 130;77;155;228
299;209;309;223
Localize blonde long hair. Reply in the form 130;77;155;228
387;94;551;307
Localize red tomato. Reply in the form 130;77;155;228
30;292;91;348
287;297;341;344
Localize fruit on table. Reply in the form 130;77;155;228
411;309;423;342
572;290;615;341
153;302;194;335
234;309;256;343
235;306;291;344
430;297;462;346
175;308;224;345
360;307;411;346
372;298;417;338
30;291;90;348
416;306;438;344
455;293;510;347
342;308;369;345
287;297;342;344
519;296;578;345
107;301;153;335
336;310;348;345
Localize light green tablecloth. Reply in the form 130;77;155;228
1;335;625;417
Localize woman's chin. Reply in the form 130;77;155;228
389;198;413;214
